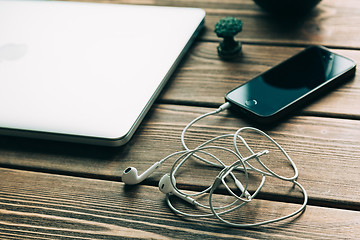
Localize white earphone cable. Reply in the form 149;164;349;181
122;102;308;227
161;102;307;227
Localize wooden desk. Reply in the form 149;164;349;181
1;0;359;238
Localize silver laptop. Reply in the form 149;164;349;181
0;0;205;146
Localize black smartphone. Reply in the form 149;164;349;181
225;46;356;124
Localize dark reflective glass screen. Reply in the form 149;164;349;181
226;46;356;117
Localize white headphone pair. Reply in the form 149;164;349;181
122;102;308;227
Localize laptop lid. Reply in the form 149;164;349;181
0;0;205;146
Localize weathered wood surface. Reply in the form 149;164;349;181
1;168;359;239
1;104;359;209
1;0;360;239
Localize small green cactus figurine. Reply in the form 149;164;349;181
214;17;243;59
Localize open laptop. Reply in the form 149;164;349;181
0;0;205;146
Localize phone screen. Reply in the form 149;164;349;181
225;46;356;120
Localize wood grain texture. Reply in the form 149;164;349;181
63;0;360;49
0;104;359;209
0;168;359;239
1;1;360;238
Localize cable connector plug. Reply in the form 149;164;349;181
217;102;231;112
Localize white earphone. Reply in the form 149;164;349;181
122;161;161;185
158;173;196;205
122;102;308;227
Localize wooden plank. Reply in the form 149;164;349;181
64;0;360;49
161;43;360;118
0;167;359;239
0;104;359;208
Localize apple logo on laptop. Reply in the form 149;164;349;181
0;43;28;61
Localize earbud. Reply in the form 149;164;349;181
122;162;160;185
158;174;195;205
